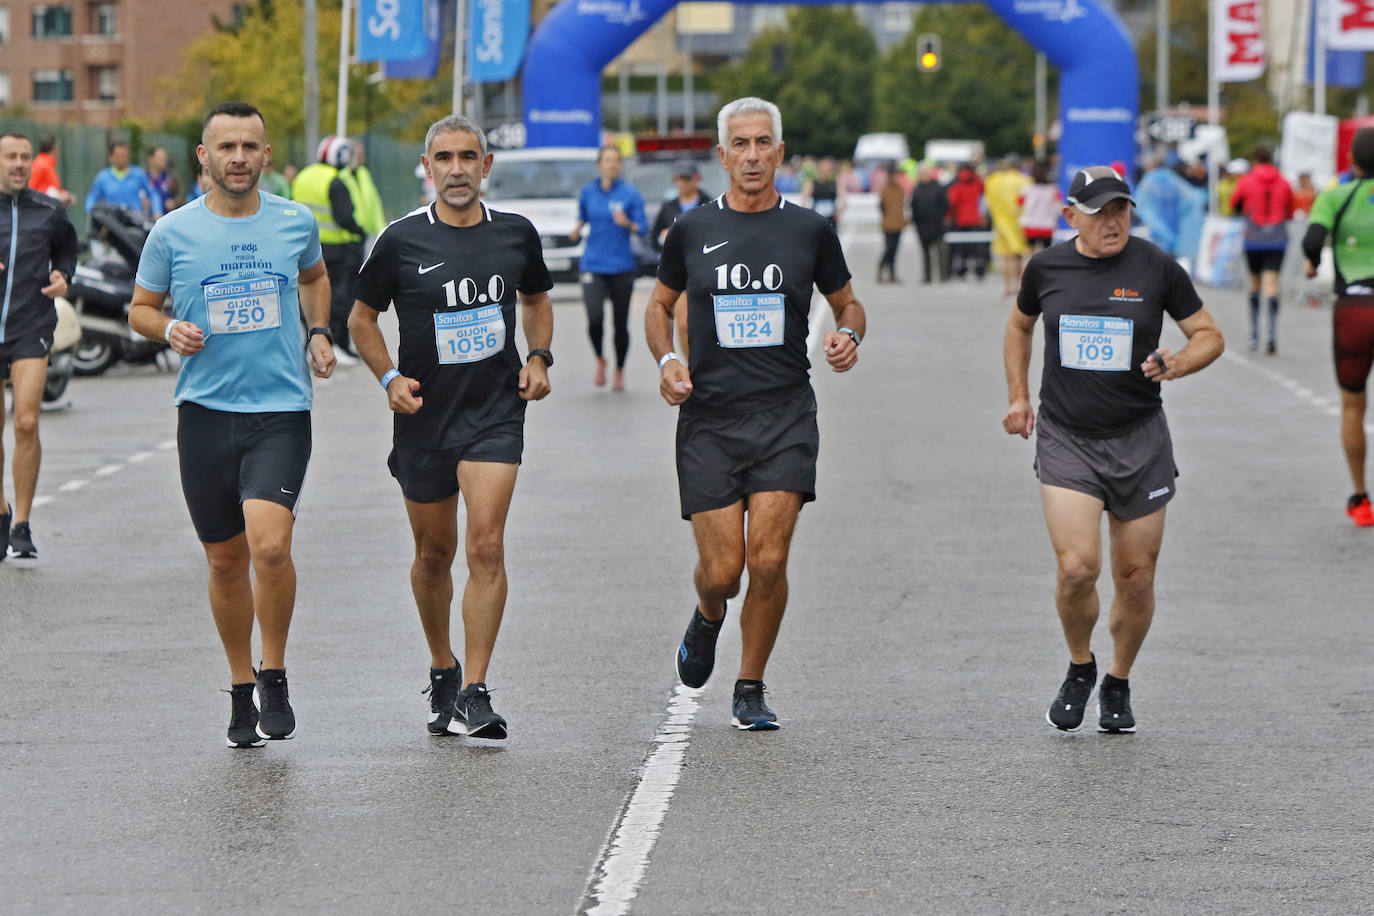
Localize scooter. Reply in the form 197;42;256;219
67;205;170;376
42;296;80;403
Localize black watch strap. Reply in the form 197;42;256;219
308;326;334;344
528;348;554;368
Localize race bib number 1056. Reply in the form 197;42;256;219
1059;314;1132;371
435;305;505;364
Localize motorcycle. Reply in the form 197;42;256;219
42;296;81;403
67;205;171;376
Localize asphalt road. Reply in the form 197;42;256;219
2;230;1371;915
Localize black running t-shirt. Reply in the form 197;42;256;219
1017;236;1203;437
657;195;851;415
355;203;552;448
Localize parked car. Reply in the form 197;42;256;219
483;147;600;282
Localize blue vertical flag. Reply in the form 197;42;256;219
469;0;530;83
382;0;442;78
1309;0;1366;88
357;0;429;62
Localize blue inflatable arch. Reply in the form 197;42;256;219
522;0;1137;185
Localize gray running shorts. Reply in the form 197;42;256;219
1034;410;1178;521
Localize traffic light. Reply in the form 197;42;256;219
917;34;941;73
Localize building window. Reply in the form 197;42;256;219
92;65;117;102
0;8;10;45
31;4;73;38
32;68;74;103
0;71;10;106
93;2;116;36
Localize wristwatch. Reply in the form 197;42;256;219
528;348;554;368
308;326;334;344
837;326;861;347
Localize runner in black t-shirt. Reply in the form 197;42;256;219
645;97;866;730
349;115;554;741
1002;165;1223;735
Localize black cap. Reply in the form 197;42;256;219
1066;166;1135;214
672;159;699;179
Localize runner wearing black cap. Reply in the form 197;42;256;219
1002;165;1224;733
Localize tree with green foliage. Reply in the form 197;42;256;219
712;9;876;159
152;0;443;146
875;6;1042;160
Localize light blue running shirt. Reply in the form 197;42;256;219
136;191;323;412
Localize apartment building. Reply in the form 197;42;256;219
0;1;240;126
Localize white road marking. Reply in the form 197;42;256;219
95;464;123;477
580;684;705;915
156;440;176;450
22;444;170;512
1220;350;1374;434
127;451;152;463
32;496;54;508
58;479;88;492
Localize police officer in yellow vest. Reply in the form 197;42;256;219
292;135;366;359
350;139;387;243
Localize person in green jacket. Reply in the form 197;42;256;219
350;140;387;241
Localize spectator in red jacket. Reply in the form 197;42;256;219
1231;147;1295;353
946;166;987;279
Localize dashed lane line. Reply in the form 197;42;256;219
1220;349;1374;433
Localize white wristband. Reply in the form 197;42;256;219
163;320;179;344
658;351;680;370
380;368;401;390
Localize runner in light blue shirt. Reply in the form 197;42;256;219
135;189;323;411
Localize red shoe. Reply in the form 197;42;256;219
593;359;606;387
1347;493;1374;527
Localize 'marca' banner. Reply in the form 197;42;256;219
1213;0;1265;82
1327;0;1374;49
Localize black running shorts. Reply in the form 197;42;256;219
675;388;819;520
1034;410;1178;521
1245;249;1285;274
177;402;312;543
388;422;524;503
0;332;53;380
1334;294;1374;393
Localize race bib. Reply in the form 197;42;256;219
1059;315;1132;371
435;305;505;364
205;276;282;335
714;293;784;348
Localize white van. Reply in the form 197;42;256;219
483;147;600;282
924;139;986;166
853;133;910;167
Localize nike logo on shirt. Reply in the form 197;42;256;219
418;263;445;274
702;241;728;254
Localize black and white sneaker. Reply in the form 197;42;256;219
226;683;265;749
255;668;296;740
423;662;464;736
0;509;10;561
1046;656;1096;731
731;679;780;731
1096;673;1136;733
676;602;726;689
7;521;36;560
454;682;507;740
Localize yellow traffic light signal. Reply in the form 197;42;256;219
917;34;941;73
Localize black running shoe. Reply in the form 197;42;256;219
455;682;507;740
0;510;9;562
1046;656;1096;731
423;662;464;736
676;602;726;689
1096;673;1136;733
731;679;779;731
254;668;296;740
8;521;36;560
226;683;265;749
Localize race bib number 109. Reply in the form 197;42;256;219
205;277;282;335
1059;314;1132;371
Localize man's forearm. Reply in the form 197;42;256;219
129;302;171;341
1173;328;1224;378
299;277;331;329
348;305;393;381
521;295;553;351
1004;324;1033;402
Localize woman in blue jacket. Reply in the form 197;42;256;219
569;146;645;391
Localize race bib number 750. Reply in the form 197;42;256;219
1059;315;1132;371
205;277;282;335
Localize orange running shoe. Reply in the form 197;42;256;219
1347;493;1374;527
